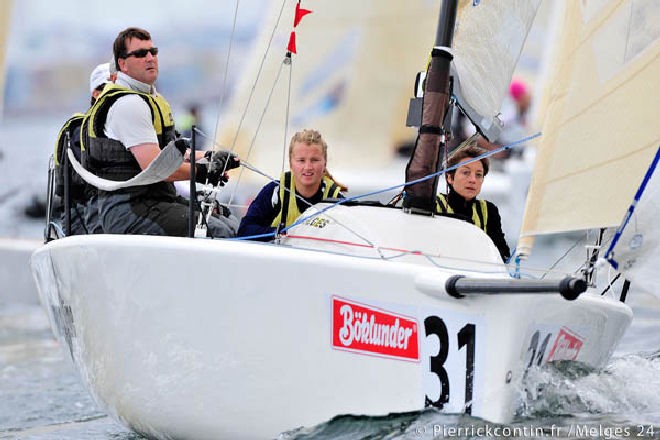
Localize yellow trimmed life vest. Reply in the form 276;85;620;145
54;113;86;199
271;171;342;230
80;84;175;191
435;193;489;231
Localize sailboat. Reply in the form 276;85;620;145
29;0;655;439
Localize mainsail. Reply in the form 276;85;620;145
0;0;13;116
518;0;660;256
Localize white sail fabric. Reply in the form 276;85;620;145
452;0;541;138
215;0;438;179
604;147;659;295
518;0;660;256
0;0;13;116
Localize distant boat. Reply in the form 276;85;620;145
30;1;657;439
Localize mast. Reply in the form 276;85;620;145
402;0;458;215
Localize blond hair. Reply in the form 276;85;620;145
289;129;348;192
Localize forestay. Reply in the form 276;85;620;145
604;147;660;296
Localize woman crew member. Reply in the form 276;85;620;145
436;137;511;261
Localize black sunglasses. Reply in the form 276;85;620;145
123;47;159;59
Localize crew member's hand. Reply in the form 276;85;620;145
195;162;228;186
206;150;239;185
173;138;191;156
206;150;240;172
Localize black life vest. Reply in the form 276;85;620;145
435;193;489;232
80;84;176;197
54;113;86;200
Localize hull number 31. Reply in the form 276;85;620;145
422;312;484;415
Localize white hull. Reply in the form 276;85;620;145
31;206;632;440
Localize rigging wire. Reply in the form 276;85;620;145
228;0;288;152
203;5;576;279
539;232;588;280
234;140;587;279
212;0;241;149
279;132;541;234
227;58;289;207
283;53;293;174
225;0;290;208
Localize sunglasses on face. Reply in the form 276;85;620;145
123;47;159;59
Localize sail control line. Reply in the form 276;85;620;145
403;0;458;215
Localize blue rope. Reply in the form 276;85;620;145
279;132;542;233
604;145;660;268
233;132;542;242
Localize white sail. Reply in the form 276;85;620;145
453;0;541;140
215;0;438;180
0;0;13;116
518;0;660;255
604;147;659;295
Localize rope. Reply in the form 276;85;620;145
231;132;549;270
279;132;542;234
228;59;289;207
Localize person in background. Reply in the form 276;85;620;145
53;63;113;235
176;104;203;139
497;78;532;159
237;129;347;240
89;62;116;104
447;79;533;166
435;137;510;262
82;27;239;237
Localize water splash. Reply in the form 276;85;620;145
518;351;660;424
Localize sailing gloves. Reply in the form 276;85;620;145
193;149;240;186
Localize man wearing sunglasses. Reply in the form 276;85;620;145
81;27;239;238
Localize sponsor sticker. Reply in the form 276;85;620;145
332;296;419;361
547;327;583;361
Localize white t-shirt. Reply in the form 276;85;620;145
104;72;159;150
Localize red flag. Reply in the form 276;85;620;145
293;2;312;27
287;31;297;54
